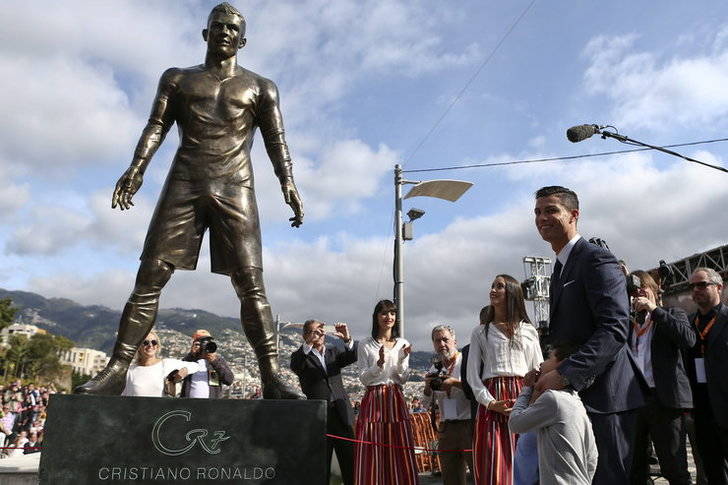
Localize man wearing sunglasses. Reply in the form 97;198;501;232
685;267;728;484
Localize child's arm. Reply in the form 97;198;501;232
508;388;559;434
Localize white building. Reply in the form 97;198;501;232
59;347;109;376
0;323;45;345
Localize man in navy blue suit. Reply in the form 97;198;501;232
290;320;357;485
533;186;644;485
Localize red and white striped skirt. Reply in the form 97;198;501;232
473;376;523;485
354;383;419;485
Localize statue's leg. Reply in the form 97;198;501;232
231;266;304;400
74;258;174;395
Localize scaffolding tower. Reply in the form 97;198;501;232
522;256;552;333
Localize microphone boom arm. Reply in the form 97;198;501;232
599;130;728;174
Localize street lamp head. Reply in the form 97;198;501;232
407;208;426;222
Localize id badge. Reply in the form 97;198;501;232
694;358;707;384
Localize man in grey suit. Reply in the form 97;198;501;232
685;267;728;485
533;186;644;485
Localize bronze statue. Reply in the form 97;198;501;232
75;3;304;399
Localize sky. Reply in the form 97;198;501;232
1;0;728;349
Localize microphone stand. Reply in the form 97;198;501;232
599;129;728;174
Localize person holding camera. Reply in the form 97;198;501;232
290;320;357;485
627;270;695;485
180;329;234;399
422;324;474;485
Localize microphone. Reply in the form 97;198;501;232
566;124;601;143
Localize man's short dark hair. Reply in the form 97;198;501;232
549;341;580;361
535;186;579;211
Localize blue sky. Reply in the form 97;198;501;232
1;0;727;348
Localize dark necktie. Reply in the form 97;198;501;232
552;260;563;285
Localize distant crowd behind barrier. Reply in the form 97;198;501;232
0;380;51;458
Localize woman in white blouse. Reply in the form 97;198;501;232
467;274;543;485
121;331;203;397
353;299;419;485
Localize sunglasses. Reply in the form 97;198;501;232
689;281;717;290
142;340;159;347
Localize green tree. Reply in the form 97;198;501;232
5;334;30;378
24;333;74;380
0;298;17;333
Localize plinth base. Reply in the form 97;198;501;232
39;395;326;484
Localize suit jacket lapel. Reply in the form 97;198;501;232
550;238;584;319
307;347;327;378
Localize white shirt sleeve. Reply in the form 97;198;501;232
163;358;205;376
466;326;495;407
358;338;385;386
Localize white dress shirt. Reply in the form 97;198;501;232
630;312;656;388
555;234;582;276
357;336;411;386
421;351;472;421
466;321;543;407
303;339;354;372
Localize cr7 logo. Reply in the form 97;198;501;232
151;410;231;456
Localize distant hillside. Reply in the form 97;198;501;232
0;288;432;370
0;288;241;353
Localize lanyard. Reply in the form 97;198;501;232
694;314;717;355
631;313;652;354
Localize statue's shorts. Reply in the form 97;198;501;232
140;178;262;276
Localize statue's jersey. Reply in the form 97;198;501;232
150;65;291;187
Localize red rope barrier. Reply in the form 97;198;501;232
0;446;41;450
325;433;471;453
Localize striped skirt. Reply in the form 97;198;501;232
354;384;419;485
473;376;523;485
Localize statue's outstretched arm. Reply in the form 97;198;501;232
112;69;178;210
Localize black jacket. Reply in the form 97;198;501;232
290;342;357;427
686;303;728;428
180;353;234;399
638;306;695;409
548;237;644;413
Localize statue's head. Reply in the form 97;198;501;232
203;2;247;57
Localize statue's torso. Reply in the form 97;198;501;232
167;65;270;186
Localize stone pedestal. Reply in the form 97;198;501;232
39;395;326;484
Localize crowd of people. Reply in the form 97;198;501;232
288;185;728;485
0;380;52;458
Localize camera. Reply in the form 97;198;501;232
196;336;217;354
626;273;641;296
426;356;449;391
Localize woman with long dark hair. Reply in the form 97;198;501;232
467;275;543;485
354;299;419;484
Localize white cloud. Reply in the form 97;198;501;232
5;207;89;256
583;32;728;131
0;54;140;169
4;191;154;257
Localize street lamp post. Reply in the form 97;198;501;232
393;164;473;337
